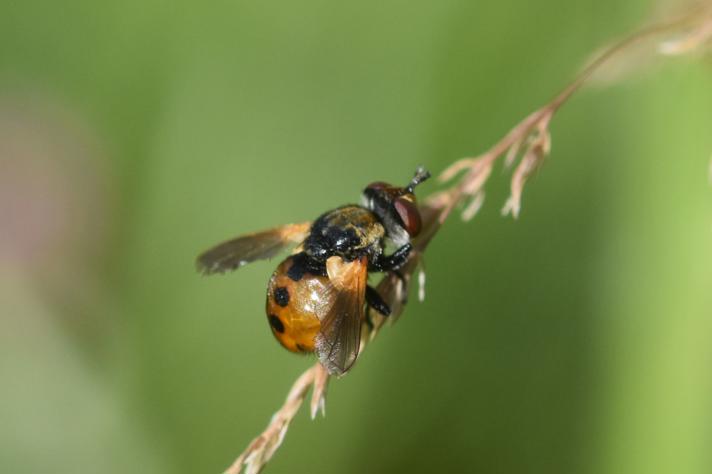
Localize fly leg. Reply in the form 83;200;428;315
368;244;413;305
364;285;391;331
369;243;412;272
366;285;391;316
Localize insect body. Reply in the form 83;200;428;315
197;168;430;375
265;253;330;353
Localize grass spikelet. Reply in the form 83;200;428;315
223;4;711;472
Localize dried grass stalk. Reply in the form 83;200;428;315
224;4;712;473
223;364;329;474
659;6;712;55
441;2;711;221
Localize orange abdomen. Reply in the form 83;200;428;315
265;256;331;353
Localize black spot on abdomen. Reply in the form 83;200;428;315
274;287;289;307
269;314;285;333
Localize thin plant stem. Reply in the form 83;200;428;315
223;4;712;473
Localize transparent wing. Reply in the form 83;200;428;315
196;222;311;275
315;256;368;376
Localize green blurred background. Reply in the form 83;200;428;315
1;1;710;473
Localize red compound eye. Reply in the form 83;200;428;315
394;196;422;237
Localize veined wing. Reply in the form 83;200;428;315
315;256;368;376
196;222;311;275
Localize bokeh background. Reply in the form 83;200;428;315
1;1;710;473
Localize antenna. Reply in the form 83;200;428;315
405;166;431;193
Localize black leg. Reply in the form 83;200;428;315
371;243;413;272
366;285;391;316
364;305;375;331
